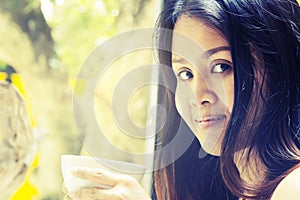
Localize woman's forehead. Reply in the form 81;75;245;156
172;15;229;56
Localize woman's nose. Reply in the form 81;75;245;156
189;77;217;107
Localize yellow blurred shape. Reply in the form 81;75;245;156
11;73;36;127
10;154;39;200
69;77;87;95
0;72;7;80
9;179;39;200
0;63;39;199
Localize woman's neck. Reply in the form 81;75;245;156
234;148;266;186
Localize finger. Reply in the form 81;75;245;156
72;167;119;187
69;187;120;200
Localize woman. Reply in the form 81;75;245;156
66;0;300;199
154;0;300;199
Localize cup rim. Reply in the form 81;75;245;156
61;154;146;174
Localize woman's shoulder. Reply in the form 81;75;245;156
271;164;300;200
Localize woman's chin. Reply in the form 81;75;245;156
203;146;221;156
194;129;225;157
197;138;222;156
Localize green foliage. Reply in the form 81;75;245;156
0;0;55;68
47;0;121;76
1;1;155;198
24;0;41;13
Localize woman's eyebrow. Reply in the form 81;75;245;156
172;46;230;64
172;56;187;64
202;46;230;58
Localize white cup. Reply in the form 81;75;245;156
61;155;146;192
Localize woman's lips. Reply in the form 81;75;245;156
194;114;226;128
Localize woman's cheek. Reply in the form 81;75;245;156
174;86;186;117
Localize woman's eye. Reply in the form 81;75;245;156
211;63;231;73
178;70;193;80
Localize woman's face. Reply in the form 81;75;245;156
172;15;234;156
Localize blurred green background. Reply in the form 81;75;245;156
0;0;159;199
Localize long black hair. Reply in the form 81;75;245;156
154;0;300;199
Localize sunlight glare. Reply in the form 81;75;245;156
41;0;53;20
55;0;65;6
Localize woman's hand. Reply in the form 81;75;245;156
64;167;151;200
